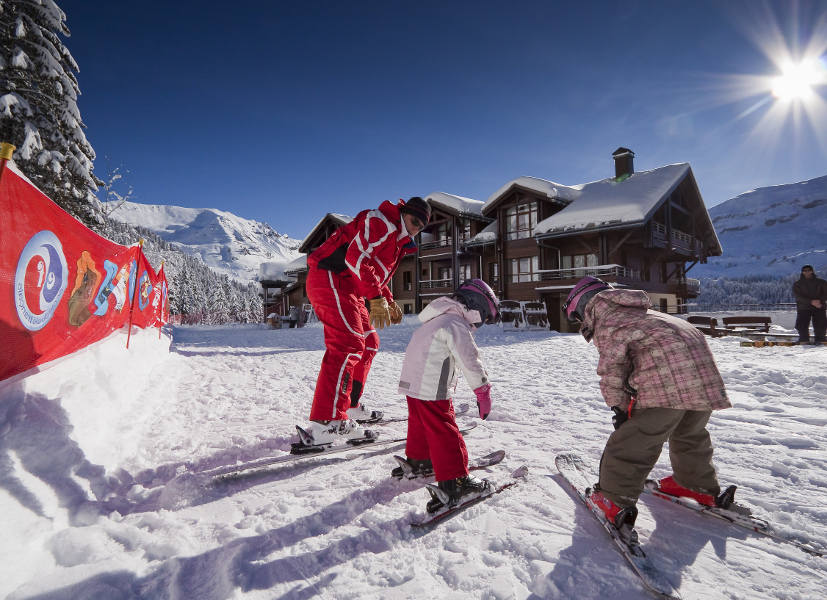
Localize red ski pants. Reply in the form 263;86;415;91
307;267;379;421
405;396;468;481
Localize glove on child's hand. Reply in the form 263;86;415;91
611;406;627;430
474;384;492;420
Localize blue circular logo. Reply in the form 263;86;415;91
15;231;69;331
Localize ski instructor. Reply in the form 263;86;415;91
299;197;431;448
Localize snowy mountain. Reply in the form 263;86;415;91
104;201;302;283
693;175;827;278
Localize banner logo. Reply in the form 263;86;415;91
15;230;69;331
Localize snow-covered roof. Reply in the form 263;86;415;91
425;192;487;219
464;219;498;246
483;176;579;212
284;254;307;274
299;213;352;254
259;261;292;283
534;163;691;237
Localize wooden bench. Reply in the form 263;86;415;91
687;315;725;337
722;315;771;334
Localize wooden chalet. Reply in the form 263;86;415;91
465;148;722;332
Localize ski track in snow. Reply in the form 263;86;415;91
1;317;825;599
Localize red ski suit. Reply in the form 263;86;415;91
307;200;417;421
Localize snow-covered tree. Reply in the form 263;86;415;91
0;0;101;224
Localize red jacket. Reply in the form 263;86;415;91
308;200;418;301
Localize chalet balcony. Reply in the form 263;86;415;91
650;222;702;254
685;277;700;295
536;264;641;282
419;278;453;295
419;238;453;251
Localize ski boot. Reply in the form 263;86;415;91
657;476;737;509
589;487;638;529
294;418;376;452
391;457;434;479
347;403;383;424
426;475;492;513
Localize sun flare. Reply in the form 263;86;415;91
771;59;824;101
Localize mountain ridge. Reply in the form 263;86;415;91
693;174;827;279
104;201;302;284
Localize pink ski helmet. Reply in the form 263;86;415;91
453;278;501;326
562;276;612;322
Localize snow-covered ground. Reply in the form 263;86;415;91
1;316;825;600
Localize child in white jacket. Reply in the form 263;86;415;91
395;279;500;513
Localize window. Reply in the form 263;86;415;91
489;262;499;281
505;201;538;240
438;266;452;280
458;218;471;241
561;253;598;276
403;271;412;291
435;223;450;244
404;303;413;314
509;256;540;283
459;264;471;281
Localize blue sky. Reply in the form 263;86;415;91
61;0;827;238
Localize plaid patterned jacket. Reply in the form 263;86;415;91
582;289;730;411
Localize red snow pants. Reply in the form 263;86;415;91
307;267;379;421
405;396;468;481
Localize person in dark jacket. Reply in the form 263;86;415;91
792;265;827;343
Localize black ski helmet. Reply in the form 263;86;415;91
453;279;501;327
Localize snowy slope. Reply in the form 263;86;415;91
1;320;825;599
694;175;827;278
105;201;302;283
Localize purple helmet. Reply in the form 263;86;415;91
453;279;500;326
562;276;611;322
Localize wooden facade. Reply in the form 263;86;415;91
416;193;492;311
262;151;722;332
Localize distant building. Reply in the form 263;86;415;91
261;149;722;332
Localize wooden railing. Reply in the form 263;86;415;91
420;238;453;250
419;278;453;290
536;264;640;281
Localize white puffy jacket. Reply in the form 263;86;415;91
398;296;489;400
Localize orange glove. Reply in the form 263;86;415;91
369;297;391;330
388;300;403;325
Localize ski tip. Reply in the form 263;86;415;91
459;422;478;434
512;465;529;479
482;449;506;462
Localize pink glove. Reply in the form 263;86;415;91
474;384;492;420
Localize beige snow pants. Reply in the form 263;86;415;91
598;408;720;507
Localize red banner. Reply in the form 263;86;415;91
0;159;169;382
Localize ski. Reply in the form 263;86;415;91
208;422;477;481
643;479;825;557
365;402;470;426
410;465;527;529
555;453;682;600
392;450;505;480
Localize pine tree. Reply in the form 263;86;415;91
0;0;100;224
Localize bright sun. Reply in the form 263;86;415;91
771;59;824;100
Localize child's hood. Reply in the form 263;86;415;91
418;296;481;327
584;289;651;323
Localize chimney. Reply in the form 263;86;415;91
612;147;635;179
